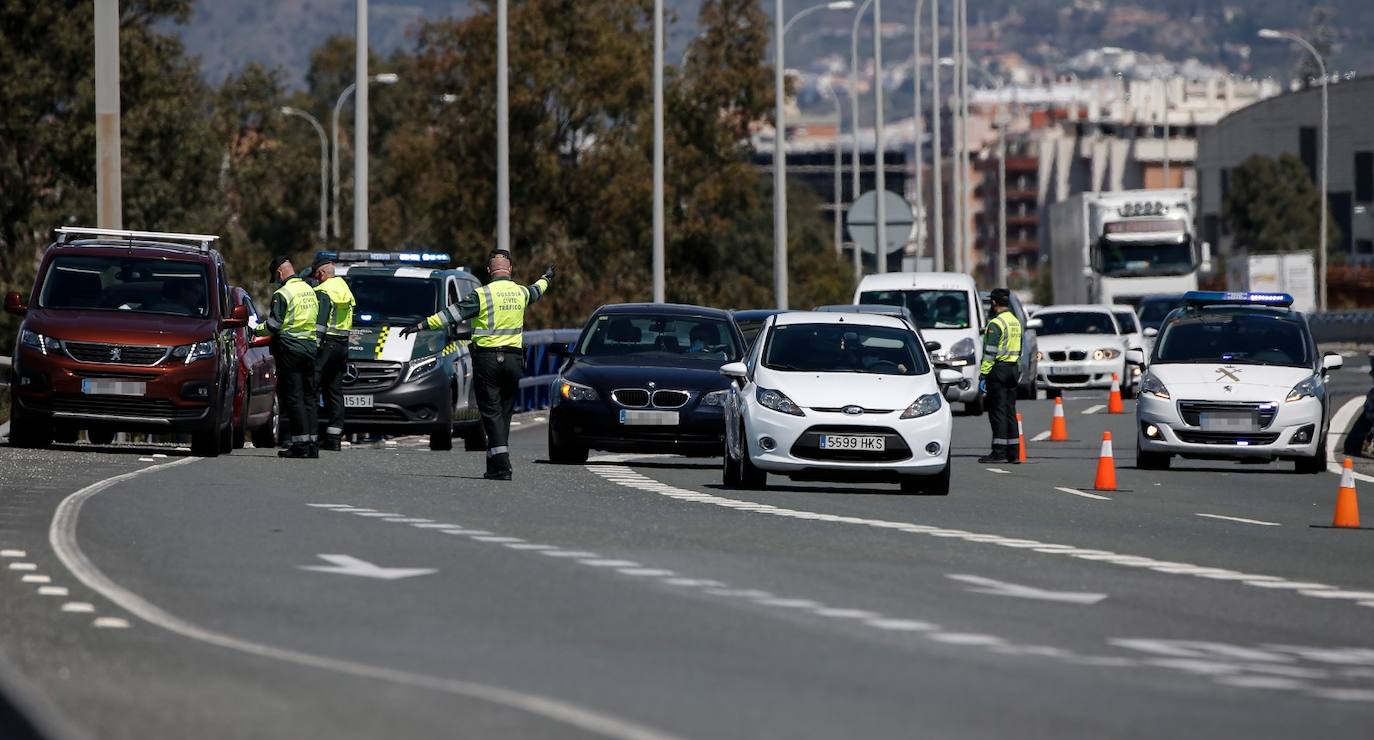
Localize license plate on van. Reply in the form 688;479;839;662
344;395;374;408
80;379;145;396
819;434;886;451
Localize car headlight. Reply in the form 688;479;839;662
1140;372;1170;400
1285;375;1321;403
171;339;216;364
558;379;599;402
20;328;59;355
699;389;730;407
944;337;976;367
405;354;440;382
756;387;804;416
1092;348;1121;361
899;393;942;419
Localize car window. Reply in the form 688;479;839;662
763;323;929;375
1112;311;1137;333
39;255;210;318
860;289;970;329
1037;312;1117;336
1156;311;1311;367
579;314;741;361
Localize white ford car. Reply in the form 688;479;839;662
1034;305;1132;396
720;312;960;495
1132;292;1342;473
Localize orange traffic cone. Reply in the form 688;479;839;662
1017;412;1027;463
1334;458;1361;528
1050;397;1069;441
1093;431;1117;491
1107;373;1124;414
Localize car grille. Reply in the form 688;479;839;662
64;341;168;366
612;389;650;408
1177;400;1277;429
1047;351;1088;362
651;390;691;408
1047;374;1090;384
345;406;407;421
811;406;897;415
43;394;205;420
1175;430;1281;446
789;425;912;462
343;361;401;393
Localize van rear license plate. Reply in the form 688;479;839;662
344;395;374;408
819;434;885;451
80;380;145;396
620;410;679;426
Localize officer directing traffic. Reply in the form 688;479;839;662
401;249;553;480
312;254;356;452
258;256;322;459
978;288;1023;465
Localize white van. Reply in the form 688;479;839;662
855;272;985;414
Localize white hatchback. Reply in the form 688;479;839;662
720;312;960;495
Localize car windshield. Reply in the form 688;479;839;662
1112;311;1137;333
345;273;440;326
1138;297;1186;329
859;289;970;329
1095;237;1195;277
763;323;929;375
38;255;210;318
1037;312;1117;336
579;314;741;361
1155;311;1311;367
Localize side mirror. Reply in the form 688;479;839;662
1025;318;1043;331
1143;327;1158;338
924;340;942;352
1125;348;1146;366
1200;241;1213;274
936;369;964;386
221;304;249;329
3;291;27;317
720;361;748;379
249;335;272;349
1322;353;1344;372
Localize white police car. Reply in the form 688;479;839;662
1132;292;1343;473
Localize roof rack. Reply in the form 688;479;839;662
55;227;220;253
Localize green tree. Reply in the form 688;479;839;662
1223;153;1341;255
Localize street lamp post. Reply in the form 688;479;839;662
280;107;329;242
331;73;398;240
652;0;665;302
872;0;888;274
497;0;511;257
850;0;875;281
824;84;845;257
1258;28;1328;312
912;0;925;262
930;0;943;270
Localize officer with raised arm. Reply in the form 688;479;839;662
978;288;1023;464
401;249;553;480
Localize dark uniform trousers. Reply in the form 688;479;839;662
985;361;1021;461
316;338;349;437
274;344;319;443
473;347;522;474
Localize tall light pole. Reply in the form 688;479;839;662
281;107;329;242
497;0;512;257
652;0;665;302
930;0;943;271
355;0;370;251
950;0;964;274
850;0;875;281
824;84;845;257
912;0;925;262
1259;28;1328;311
873;0;888;274
331;73;398;240
94;0;122;229
959;0;971;276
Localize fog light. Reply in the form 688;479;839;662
925;441;942;455
1291;424;1314;445
416;406;434;420
759;436;777;451
1143;424;1161;440
180;381;211;400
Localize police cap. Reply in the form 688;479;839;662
989;288;1012;306
489;248;512;261
311;253;335;271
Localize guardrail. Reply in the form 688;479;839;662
1310;311;1374;346
516;329;581;412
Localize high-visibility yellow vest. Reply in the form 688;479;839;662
314;276;355;337
276;278;319;343
473;279;532;349
980;310;1022;375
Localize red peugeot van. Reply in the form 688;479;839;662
4;228;249;456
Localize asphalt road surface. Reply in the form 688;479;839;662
0;360;1372;740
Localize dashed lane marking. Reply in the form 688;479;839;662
61;602;95;613
1054;487;1112;501
93;617;130;629
21;575;50;583
8;562;37;571
1196;513;1281;527
37;587;68;596
0;550;27;558
1082;405;1105;415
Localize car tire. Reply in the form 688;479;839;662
87;428;116;446
191;411;222;458
723;447;743;488
902;463;951;495
8;408;53;449
250;396;279;449
738;424;767;489
1137;448;1170;470
547;424;588;464
217;414;234;455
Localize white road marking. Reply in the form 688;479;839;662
0;550;27;558
61;602;95;613
444;529;493;536
504;543;555;550
8;562;37;571
384;518;434;524
138;457;155;462
51;459;687;740
93;617;130;629
1054;486;1111;501
1328;396;1374;482
985;467;1010;474
353;512;404;518
413;523;463;529
299;554;436;581
1031;431;1051;442
21;575;50;583
927;633;1006;646
307;504;353;508
864;618;936;631
38;586;68;596
617;568;676;578
1082;405;1105;415
540;550;600;558
151;454;167;459
1296;590;1374;600
470;536;525;543
1195;513;1281;527
580;559;641;568
947;574;1108;605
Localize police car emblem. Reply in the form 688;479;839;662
342;364;359;383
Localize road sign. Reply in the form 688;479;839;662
846;190;915;255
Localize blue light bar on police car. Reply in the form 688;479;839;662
1182;291;1294;307
324;251;453;265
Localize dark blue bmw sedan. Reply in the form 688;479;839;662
547;304;745;463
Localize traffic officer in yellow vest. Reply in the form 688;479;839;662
311;254;356;452
978;288;1024;464
257;256;321;459
401;249;553;480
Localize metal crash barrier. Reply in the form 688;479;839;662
516;329;580;412
1310;311;1374;346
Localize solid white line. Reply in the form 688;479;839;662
1054;486;1112;501
1031;431;1051;442
1082;405;1105;415
1328;396;1374;482
1195;513;1281;527
49;459;681;740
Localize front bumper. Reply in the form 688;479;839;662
1136;394;1323;460
745;404;951;479
550;400;726;456
342;369;468;432
1037;357;1125;390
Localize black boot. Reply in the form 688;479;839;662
320;435;342;452
483;452;512;481
977;449;1007;464
307;441;320;458
279;442;310;458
